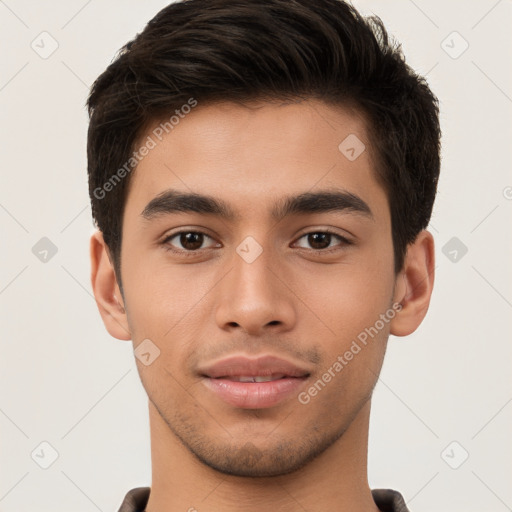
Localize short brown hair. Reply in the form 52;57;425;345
87;0;441;287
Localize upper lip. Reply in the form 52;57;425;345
198;354;311;379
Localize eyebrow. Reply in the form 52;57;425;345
140;188;374;222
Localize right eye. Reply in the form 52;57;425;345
161;231;221;254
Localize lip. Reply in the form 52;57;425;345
197;354;311;409
198;354;311;379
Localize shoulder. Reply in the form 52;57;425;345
371;488;411;512
117;487;150;512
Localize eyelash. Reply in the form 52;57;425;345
160;229;353;257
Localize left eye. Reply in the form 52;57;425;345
294;231;350;251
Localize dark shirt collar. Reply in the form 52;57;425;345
118;486;411;512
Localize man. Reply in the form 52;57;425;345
87;0;440;510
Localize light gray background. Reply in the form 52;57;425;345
1;1;511;511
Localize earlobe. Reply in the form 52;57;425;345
390;230;435;337
90;230;131;341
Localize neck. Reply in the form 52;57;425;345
144;399;380;512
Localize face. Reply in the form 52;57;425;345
115;99;400;477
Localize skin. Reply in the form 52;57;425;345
90;99;435;512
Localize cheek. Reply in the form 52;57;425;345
294;260;394;339
122;249;210;336
298;282;391;416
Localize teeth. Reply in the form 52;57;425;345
253;376;278;383
238;376;258;383
228;374;286;382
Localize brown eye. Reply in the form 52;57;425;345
294;231;351;251
307;233;332;250
178;232;204;250
163;231;217;252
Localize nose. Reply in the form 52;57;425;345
214;242;297;336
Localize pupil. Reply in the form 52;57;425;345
181;232;203;250
309;233;330;250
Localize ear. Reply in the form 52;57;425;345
90;230;131;341
390;230;435;337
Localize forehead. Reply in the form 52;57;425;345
124;99;388;223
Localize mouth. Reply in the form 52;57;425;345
197;354;311;409
210;373;303;383
200;372;310;409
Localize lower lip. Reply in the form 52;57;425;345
202;376;308;409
